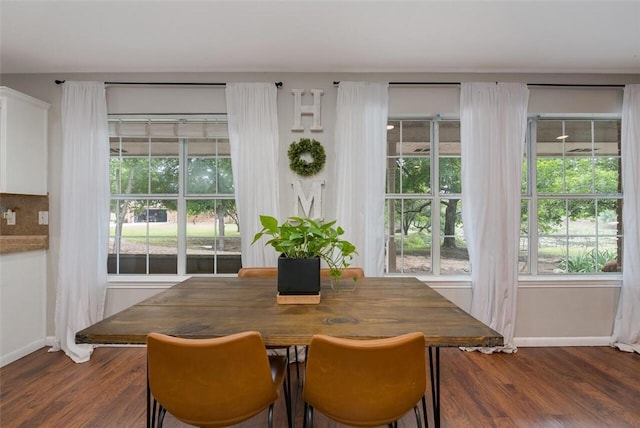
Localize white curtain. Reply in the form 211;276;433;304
52;81;110;363
460;82;529;353
226;83;280;267
612;84;640;354
334;81;389;276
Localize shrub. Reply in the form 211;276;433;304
560;248;618;273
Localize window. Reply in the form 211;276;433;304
386;116;623;277
523;118;623;274
108;117;240;275
385;119;469;275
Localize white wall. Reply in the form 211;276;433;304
0;71;637;347
0;250;47;366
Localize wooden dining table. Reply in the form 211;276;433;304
76;276;503;427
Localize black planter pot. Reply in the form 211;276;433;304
277;255;321;295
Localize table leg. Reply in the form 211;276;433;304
428;346;440;428
146;366;152;428
286;348;296;428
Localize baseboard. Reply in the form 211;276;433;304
1;335;612;367
1;338;47;367
514;336;612;347
45;336;145;349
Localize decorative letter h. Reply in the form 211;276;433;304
292;89;323;131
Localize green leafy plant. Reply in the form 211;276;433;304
560;248;618;273
252;215;357;281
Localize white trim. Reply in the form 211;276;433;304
1;338;46;367
518;274;622;283
514;336;612;347
106;274;622;289
534;113;621;120
518;282;621;289
107;284;176;290
0;86;51;109
417;276;621;289
429;284;472;290
94;344;147;348
414;275;471;283
107;274;237;284
46;338;145;351
108;275;191;283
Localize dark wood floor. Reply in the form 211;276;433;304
1;346;638;427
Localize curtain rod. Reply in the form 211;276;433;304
332;81;460;86
54;80;283;87
526;83;624;88
332;81;625;88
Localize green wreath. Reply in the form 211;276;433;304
288;138;326;176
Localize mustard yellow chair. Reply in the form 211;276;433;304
303;332;427;428
239;266;365;280
146;331;291;428
238;266;303;382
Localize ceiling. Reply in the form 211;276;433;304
1;0;639;75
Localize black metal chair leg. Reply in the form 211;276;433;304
302;403;307;428
422;395;429;428
146;362;151;428
283;371;293;428
429;346;441;428
414;404;423;428
157;406;166;428
294;345;301;384
286;347;292;390
268;403;274;428
151;400;157;428
304;403;313;428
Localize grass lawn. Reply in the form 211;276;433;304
110;221;240;238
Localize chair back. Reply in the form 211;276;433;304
147;331;279;427
303;332;426;427
237;267;278;278
239;266;364;280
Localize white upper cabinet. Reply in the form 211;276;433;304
0;87;50;195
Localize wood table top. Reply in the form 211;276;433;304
76;276;503;348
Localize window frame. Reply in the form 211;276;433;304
108;115;238;277
386;114;623;279
524;114;623;276
385;116;468;276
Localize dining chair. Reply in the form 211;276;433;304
146;331;292;428
303;332;427;428
237;267;278;278
239;266;365;279
237;266;302;380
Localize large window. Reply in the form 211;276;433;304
385;119;469;275
524;118;623;274
108;117;240;275
386;116;623;277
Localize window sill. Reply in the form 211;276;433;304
107;273;622;289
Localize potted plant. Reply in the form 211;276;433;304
252;215;357;296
